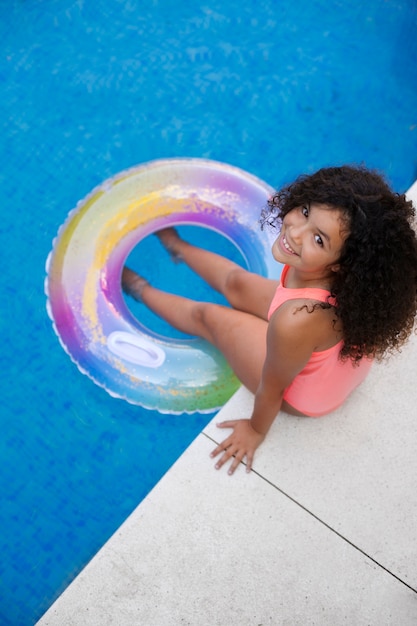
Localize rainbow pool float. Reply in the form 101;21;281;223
45;158;281;413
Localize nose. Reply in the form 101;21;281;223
289;221;305;242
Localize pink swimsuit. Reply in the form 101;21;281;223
268;265;372;417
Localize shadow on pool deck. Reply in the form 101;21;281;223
37;183;417;626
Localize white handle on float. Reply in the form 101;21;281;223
107;331;166;368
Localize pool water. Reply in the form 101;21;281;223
1;1;416;623
125;225;250;341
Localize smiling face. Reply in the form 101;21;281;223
272;203;349;283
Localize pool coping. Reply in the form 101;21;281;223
37;180;417;625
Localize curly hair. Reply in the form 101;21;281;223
261;165;417;362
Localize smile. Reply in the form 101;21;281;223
281;235;297;255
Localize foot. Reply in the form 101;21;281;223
122;267;149;302
155;227;183;263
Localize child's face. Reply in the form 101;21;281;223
272;203;348;278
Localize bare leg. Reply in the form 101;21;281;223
122;268;149;301
156;228;278;320
122;265;263;389
121;267;303;415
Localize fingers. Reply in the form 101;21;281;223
210;439;249;475
216;420;239;429
245;450;254;474
210;437;232;463
213;447;244;475
227;451;246;475
210;419;259;475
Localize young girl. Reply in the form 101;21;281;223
122;165;417;475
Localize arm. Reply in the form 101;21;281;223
211;303;318;474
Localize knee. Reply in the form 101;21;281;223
190;301;210;338
224;268;248;303
191;302;221;343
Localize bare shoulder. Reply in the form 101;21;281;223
269;298;341;351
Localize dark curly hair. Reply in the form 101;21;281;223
261;165;417;362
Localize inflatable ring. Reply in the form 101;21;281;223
45;158;280;414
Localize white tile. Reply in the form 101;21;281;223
205;333;417;586
38;434;416;626
406;180;417;205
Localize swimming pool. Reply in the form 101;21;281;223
1;1;416;623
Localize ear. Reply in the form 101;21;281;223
330;263;340;273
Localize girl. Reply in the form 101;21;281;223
122;165;417;475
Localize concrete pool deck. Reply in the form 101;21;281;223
38;182;417;625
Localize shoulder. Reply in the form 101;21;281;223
270;297;330;327
269;298;340;351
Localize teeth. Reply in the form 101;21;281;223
283;236;295;254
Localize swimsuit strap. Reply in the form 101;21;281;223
280;264;336;306
268;265;336;320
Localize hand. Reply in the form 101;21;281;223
210;419;265;475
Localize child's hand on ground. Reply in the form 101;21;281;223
210;419;265;475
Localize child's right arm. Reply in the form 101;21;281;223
211;304;319;474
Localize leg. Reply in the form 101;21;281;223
123;268;266;391
122;268;149;300
157;228;278;320
122;269;304;415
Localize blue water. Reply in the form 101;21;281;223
1;1;416;623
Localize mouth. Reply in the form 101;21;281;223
281;234;297;255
